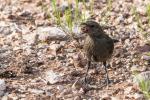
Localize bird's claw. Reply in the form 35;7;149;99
84;77;87;83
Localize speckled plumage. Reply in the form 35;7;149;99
84;34;114;62
81;20;115;85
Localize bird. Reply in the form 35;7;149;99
80;20;117;86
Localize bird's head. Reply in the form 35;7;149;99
80;20;103;36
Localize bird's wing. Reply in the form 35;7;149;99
95;37;114;55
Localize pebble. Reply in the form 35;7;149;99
137;71;150;80
47;55;55;60
50;43;62;51
142;55;150;61
130;65;139;72
133;71;150;90
124;86;133;94
44;70;62;84
133;93;144;100
74;96;81;100
57;85;64;91
23;33;38;45
59;88;72;97
36;27;67;41
101;93;111;100
0;79;6;96
111;96;120;100
65;48;76;53
8;93;19;100
28;88;44;95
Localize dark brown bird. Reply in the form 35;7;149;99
80;20;115;86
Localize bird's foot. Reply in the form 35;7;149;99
84;75;93;84
107;79;111;85
94;64;100;75
106;80;110;89
106;64;111;69
94;69;99;75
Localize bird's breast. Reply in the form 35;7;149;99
83;36;114;62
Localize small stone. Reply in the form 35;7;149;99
60;41;66;46
101;93;111;100
50;44;62;51
0;79;6;96
57;85;64;91
124;86;133;94
111;96;120;100
47;55;55;60
142;55;150;61
136;6;146;16
28;88;44;95
23;33;38;45
0;79;6;91
116;15;124;25
8;93;18;100
78;88;85;94
65;48;76;53
2;95;8;100
74;96;81;100
133;71;150;90
114;72;118;75
136;71;150;81
130;65;139;72
59;89;72;97
44;70;62;84
36;27;67;41
133;93;144;100
35;19;45;26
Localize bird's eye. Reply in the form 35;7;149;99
90;25;94;28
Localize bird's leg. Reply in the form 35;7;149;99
84;61;91;83
103;61;110;86
94;63;99;74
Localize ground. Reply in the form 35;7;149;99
0;0;149;99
